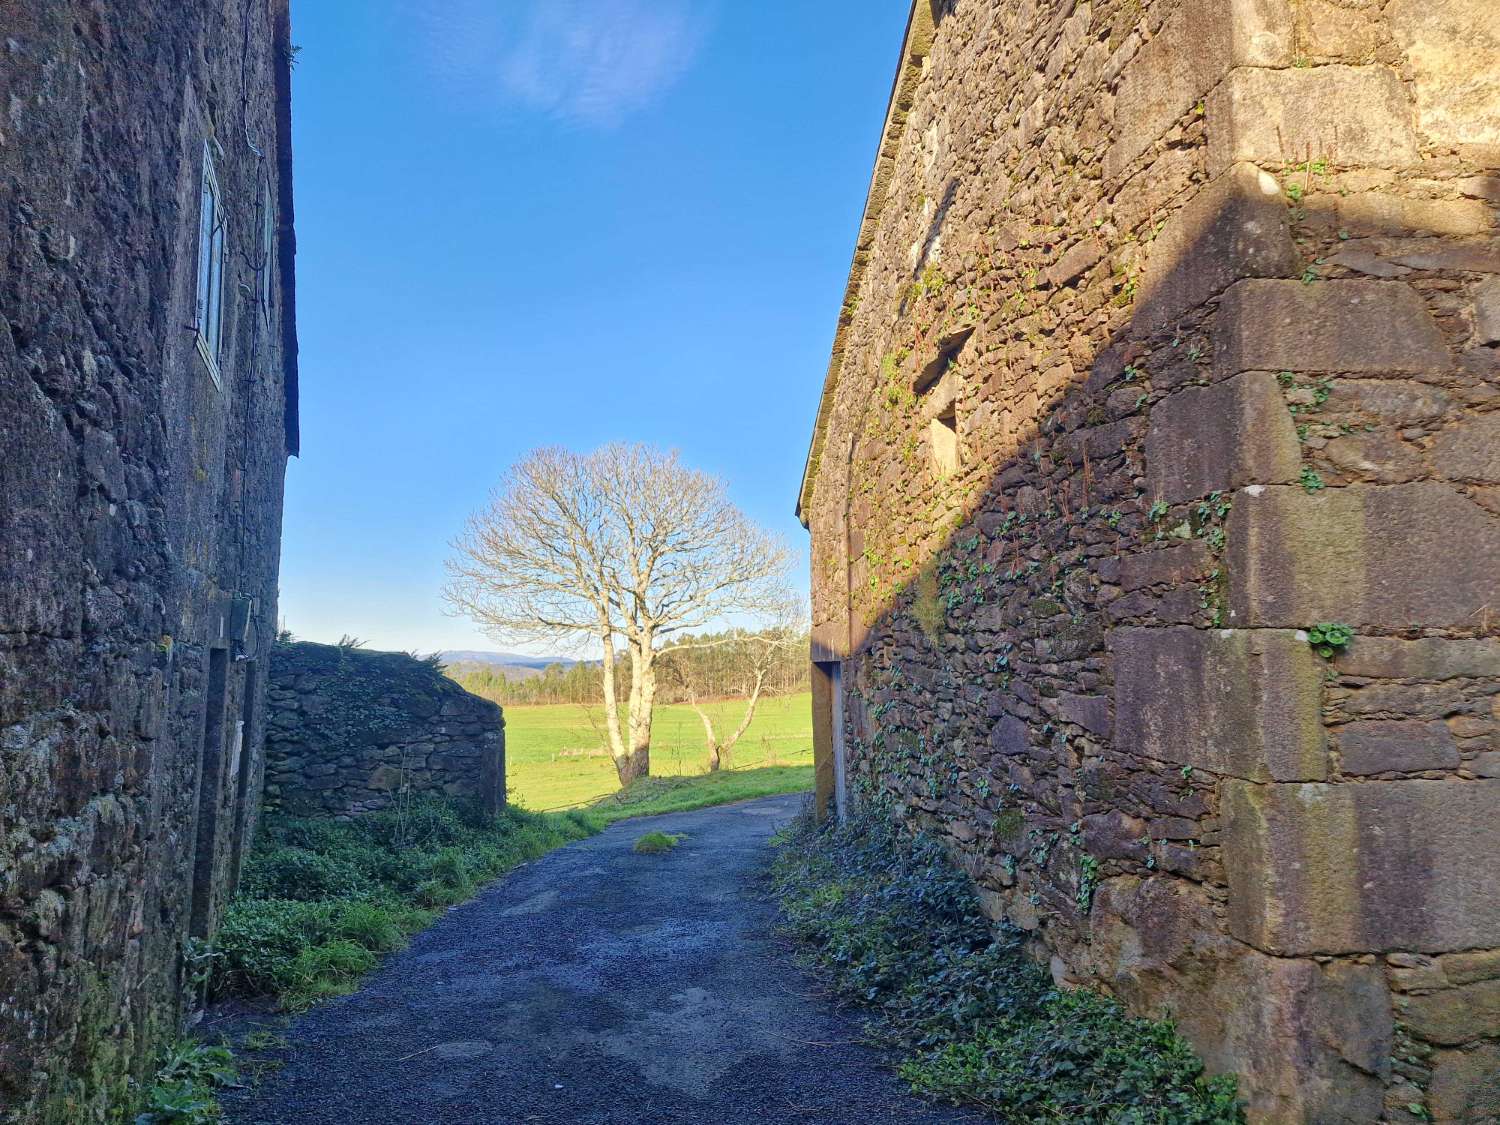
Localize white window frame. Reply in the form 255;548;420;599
195;142;227;388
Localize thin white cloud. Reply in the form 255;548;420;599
422;0;709;126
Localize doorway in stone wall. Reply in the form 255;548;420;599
190;647;230;938
830;662;846;820
227;661;257;894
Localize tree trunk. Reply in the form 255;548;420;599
686;688;723;772
598;628;633;787
715;668;768;767
615;747;650;786
625;642;655;782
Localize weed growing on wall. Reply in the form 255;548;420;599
1305;622;1354;660
210;798;596;1009
770;804;1243;1123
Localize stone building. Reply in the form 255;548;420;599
0;2;298;1119
800;1;1499;1120
265;642;506;820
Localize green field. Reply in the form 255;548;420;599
504;692;814;812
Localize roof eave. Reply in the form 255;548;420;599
272;0;301;458
795;0;936;528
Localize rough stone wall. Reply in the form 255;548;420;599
802;1;1500;1120
0;2;297;1119
265;643;506;819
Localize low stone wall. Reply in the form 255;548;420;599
265;642;505;817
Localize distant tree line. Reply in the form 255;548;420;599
448;628;810;710
447;660;601;707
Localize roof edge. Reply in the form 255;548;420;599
795;0;936;528
273;0;301;457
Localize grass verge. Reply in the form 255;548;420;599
578;764;813;827
769;802;1244;1123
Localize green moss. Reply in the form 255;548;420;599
992;808;1025;843
35;968;142;1124
912;568;945;640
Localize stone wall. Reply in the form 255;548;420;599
801;1;1499;1120
0;2;297;1119
265;643;506;819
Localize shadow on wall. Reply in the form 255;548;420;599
809;111;1500;1120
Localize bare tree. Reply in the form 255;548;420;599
444;444;790;787
661;599;807;772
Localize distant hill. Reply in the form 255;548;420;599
440;651;580;670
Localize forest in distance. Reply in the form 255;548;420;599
446;627;811;708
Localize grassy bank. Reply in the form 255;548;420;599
504;692;813;810
210;799;596;1010
770;805;1244;1123
582;764;813;826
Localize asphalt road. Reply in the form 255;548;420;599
221;793;982;1125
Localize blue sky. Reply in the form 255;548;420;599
278;0;910;654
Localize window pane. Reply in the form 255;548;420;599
208;222;225;355
196;178;214;329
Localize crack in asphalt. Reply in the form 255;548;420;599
222;793;983;1124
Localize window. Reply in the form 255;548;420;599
916;325;971;478
931;406;959;476
259;181;275;321
914;325;975;395
195;143;227;387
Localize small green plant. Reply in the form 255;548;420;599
1299;466;1326;493
1076;853;1101;910
1306;622;1353;660
136;1040;236;1124
181;937;217;999
239;1030;288;1053
633;830;685;854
